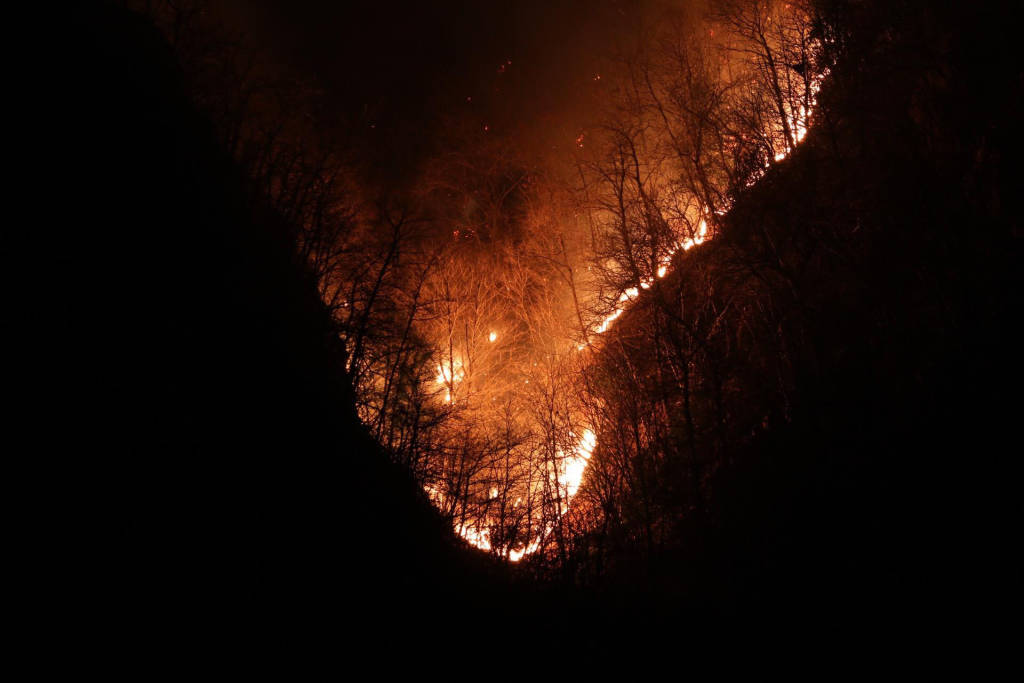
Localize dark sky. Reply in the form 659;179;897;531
214;0;676;178
219;0;631;110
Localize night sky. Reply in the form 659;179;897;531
215;0;669;177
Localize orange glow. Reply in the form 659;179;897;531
417;47;827;563
435;358;464;404
426;429;598;561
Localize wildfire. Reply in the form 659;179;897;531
558;428;597;499
419;52;826;563
426;429;597;561
588;217;710;340
582;58;827;345
436;358;464;403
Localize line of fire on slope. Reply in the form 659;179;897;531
428;67;823;562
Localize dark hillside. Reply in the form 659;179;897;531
56;3;518;645
593;0;1021;626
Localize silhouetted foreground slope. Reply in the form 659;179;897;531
58;4;520;643
598;1;1021;627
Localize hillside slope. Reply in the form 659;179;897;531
593;0;1021;623
56;3;515;644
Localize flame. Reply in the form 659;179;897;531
438;428;597;562
532;63;826;549
419;58;827;563
586;215;711;341
509;539;541;563
557;428;596;499
435;358;464;403
578;58;829;346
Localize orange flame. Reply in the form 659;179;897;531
421;60;826;562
